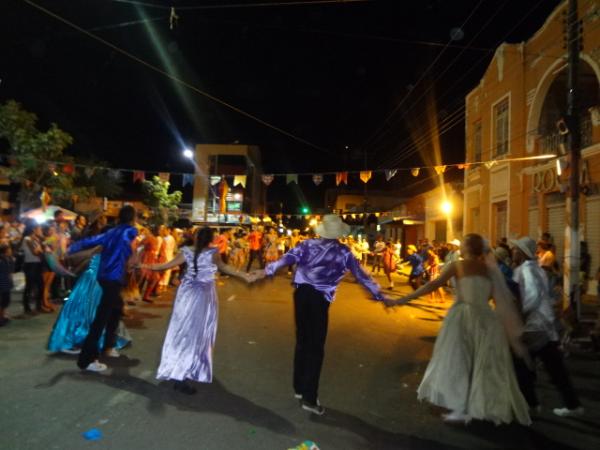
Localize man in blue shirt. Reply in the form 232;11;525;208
405;244;425;290
68;205;138;372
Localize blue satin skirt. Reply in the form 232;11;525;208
47;255;131;352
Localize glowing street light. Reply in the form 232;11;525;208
441;200;453;214
183;148;194;159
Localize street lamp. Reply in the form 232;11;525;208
183;148;194;159
441;200;452;215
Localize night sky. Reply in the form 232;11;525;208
1;0;562;213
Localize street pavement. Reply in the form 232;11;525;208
1;271;599;450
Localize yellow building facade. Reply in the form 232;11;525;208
463;1;600;289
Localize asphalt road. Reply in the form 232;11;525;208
1;272;599;450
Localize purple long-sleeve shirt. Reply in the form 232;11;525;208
265;238;384;302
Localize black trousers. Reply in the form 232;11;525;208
514;341;581;410
246;249;264;272
77;280;123;369
409;273;424;291
22;262;43;311
293;284;330;405
1;291;10;309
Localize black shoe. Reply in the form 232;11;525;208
173;381;196;395
301;400;325;415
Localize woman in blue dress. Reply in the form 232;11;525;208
47;219;131;355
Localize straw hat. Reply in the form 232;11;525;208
407;244;417;252
315;214;350;239
449;239;461;247
493;246;511;265
510;236;537;259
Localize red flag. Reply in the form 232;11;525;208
133;171;145;183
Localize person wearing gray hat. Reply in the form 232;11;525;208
511;237;583;418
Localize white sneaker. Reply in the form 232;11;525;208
104;348;120;358
85;361;107;372
442;410;471;423
553;406;584;417
61;348;81;355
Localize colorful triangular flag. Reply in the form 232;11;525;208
286;174;298;185
411;168;420;177
109;169;121;181
158;172;170;182
182;173;194;187
360;171;372;183
434;165;446;175
262;174;274;186
312;174;323;186
133;171;145;183
85;167;96;178
233;175;247;188
484;160;498;169
335;172;348;186
385;169;397;181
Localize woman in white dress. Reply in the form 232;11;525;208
390;233;531;425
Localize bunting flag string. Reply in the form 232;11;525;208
0;152;555;188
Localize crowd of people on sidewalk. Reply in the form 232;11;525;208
1;207;598;426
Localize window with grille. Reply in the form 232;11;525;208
494;99;509;156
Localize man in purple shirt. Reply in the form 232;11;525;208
264;214;385;415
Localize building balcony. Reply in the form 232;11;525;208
537;115;594;155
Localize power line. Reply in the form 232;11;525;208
367;0;512;161
372;0;553;167
358;0;486;155
110;0;372;10
21;0;333;154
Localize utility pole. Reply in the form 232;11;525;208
564;0;582;321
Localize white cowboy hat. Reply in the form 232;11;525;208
510;236;537;259
315;214;350;239
449;239;461;247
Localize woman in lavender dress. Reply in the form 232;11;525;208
142;227;253;394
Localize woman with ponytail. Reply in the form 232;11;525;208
142;227;255;394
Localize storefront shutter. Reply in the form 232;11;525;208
585;197;600;295
547;204;565;268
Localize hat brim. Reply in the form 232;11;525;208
509;239;535;259
315;222;350;239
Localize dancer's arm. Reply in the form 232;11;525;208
143;252;185;271
68;232;106;254
212;252;253;283
264;243;303;277
346;252;385;301
394;262;458;305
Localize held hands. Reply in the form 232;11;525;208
245;269;266;284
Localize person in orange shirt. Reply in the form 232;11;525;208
246;226;264;272
214;229;230;264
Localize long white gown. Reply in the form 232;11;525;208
417;274;531;425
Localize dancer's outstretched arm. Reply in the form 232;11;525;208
394;262;457;305
212;252;254;283
143;252;185;271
